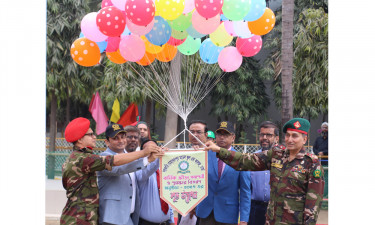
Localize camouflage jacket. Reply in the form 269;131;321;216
60;146;114;225
218;145;324;225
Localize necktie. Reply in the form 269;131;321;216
156;169;169;214
218;159;224;180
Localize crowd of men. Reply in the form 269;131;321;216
60;117;326;225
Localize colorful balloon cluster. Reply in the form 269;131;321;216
71;0;275;72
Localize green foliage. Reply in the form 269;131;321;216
261;0;328;119
238;131;249;144
47;0;105;125
210;57;271;125
293;8;328;118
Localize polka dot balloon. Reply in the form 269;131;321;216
96;6;126;37
195;0;223;19
247;7;275;36
101;0;113;9
145;16;171;46
125;0;155;26
71;37;101;67
236;35;263;57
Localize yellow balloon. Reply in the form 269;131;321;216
209;23;233;47
155;0;185;21
141;36;166;54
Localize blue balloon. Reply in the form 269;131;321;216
199;38;224;64
121;26;132;36
220;14;229;21
145;16;171;46
244;0;267;22
186;25;206;39
79;32;84;38
97;40;108;53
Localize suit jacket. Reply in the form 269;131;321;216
97;148;146;225
196;147;251;224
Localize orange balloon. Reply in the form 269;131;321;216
247;8;276;36
70;37;101;67
106;49;127;64
137;51;156;66
141;36;165;54
155;44;177;62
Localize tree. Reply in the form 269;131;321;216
46;0;103;178
210;57;271;141
293;8;328;119
262;0;328;124
281;0;295;127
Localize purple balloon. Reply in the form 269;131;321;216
81;12;108;42
218;46;243;72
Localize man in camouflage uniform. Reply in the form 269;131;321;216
60;117;160;225
204;118;324;225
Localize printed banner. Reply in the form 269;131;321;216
160;150;208;216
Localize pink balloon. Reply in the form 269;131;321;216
195;0;223;19
81;12;108;42
126;18;154;36
125;0;155;26
236;35;263;57
167;36;186;46
224;20;237;37
96;6;126;37
191;11;221;34
101;0;113;8
184;0;195;14
119;34;145;62
218;46;243;72
111;0;126;11
106;36;121;52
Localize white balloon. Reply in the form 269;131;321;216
233;21;253;38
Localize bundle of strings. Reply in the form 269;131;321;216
104;38;229;147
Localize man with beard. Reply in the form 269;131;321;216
313;122;328;166
248;121;279;225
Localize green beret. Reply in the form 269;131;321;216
282;118;310;134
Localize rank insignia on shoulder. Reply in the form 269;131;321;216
313;169;322;178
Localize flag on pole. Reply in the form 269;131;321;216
117;103;139;127
89;92;108;135
110;98;120;123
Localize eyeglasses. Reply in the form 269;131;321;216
259;133;274;139
126;135;139;140
189;130;204;135
84;132;96;137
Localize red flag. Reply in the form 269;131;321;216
117;103;139;127
89;92;108;135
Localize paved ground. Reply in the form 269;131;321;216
46;179;328;224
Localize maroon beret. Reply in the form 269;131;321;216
65;117;90;143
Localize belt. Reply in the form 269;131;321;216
139;217;169;225
252;199;269;206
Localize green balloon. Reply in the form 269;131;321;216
169;12;193;32
222;0;251;21
177;36;201;55
171;29;189;40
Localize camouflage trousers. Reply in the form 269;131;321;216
60;205;98;225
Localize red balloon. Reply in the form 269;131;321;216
125;0;155;26
101;0;113;8
195;0;223;19
167;36;186;46
96;6;126;37
236;35;263;57
106;36;121;52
